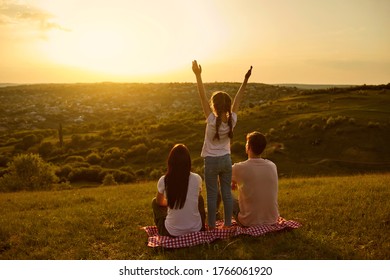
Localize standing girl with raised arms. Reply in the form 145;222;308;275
192;60;252;229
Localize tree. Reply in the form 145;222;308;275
22;134;39;150
58;123;64;148
38;141;54;158
0;153;58;192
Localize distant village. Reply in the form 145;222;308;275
0;83;198;132
0;82;286;133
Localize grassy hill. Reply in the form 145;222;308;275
0;173;388;259
0;82;389;187
0;83;388;259
235;85;390;177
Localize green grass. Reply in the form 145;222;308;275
0;173;389;260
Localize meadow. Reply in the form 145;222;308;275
0;173;389;260
0;83;389;260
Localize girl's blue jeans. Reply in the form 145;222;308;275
204;154;233;227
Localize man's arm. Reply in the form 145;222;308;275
231;180;238;191
192;60;211;118
231;164;239;191
232;66;252;113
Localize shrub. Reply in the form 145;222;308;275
102;174;118;186
0;155;10;168
100;129;113;138
125;143;148;157
119;166;135;176
38;141;54;157
22;134;39;150
68;162;90;168
52;181;72;191
128;136;148;146
326;116;336;127
86;152;101;165
280;120;291;127
326;115;347;128
68;166;102;183
149;169;162;180
348;118;356;125
231;141;245;154
68;134;87;149
146;147;162;161
135;169;146;178
150;138;166;148
56;164;73;180
6;138;18;145
335;115;347;123
0;153;58;192
296;102;309;109
105;147;122;158
65;155;85;163
368;121;380;128
99;169;135;183
311;124;320;131
112;170;135;183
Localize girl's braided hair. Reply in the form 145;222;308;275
211;91;233;140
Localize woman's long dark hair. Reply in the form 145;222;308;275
211;91;233;140
165;144;191;209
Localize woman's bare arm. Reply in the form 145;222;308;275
156;191;167;206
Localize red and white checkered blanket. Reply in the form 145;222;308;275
142;217;301;248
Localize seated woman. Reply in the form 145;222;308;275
152;144;206;237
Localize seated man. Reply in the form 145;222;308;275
232;131;279;226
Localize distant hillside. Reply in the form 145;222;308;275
0;83;19;88
274;84;357;89
0;83;389;185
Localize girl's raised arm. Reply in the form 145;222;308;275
192;60;211;118
232;66;252;114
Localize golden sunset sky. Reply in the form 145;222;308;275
1;0;389;84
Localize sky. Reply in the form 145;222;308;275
1;0;389;84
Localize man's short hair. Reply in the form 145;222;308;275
246;131;267;155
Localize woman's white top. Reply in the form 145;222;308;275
157;172;202;236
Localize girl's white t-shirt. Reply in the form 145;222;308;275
201;112;237;157
157;172;202;236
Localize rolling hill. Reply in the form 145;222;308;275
0;82;389;185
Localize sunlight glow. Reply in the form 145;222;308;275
36;1;229;79
1;0;389;84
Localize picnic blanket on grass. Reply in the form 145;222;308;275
142;217;301;248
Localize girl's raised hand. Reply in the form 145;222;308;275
192;60;202;75
245;66;253;80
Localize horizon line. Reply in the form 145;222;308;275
1;81;389;91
